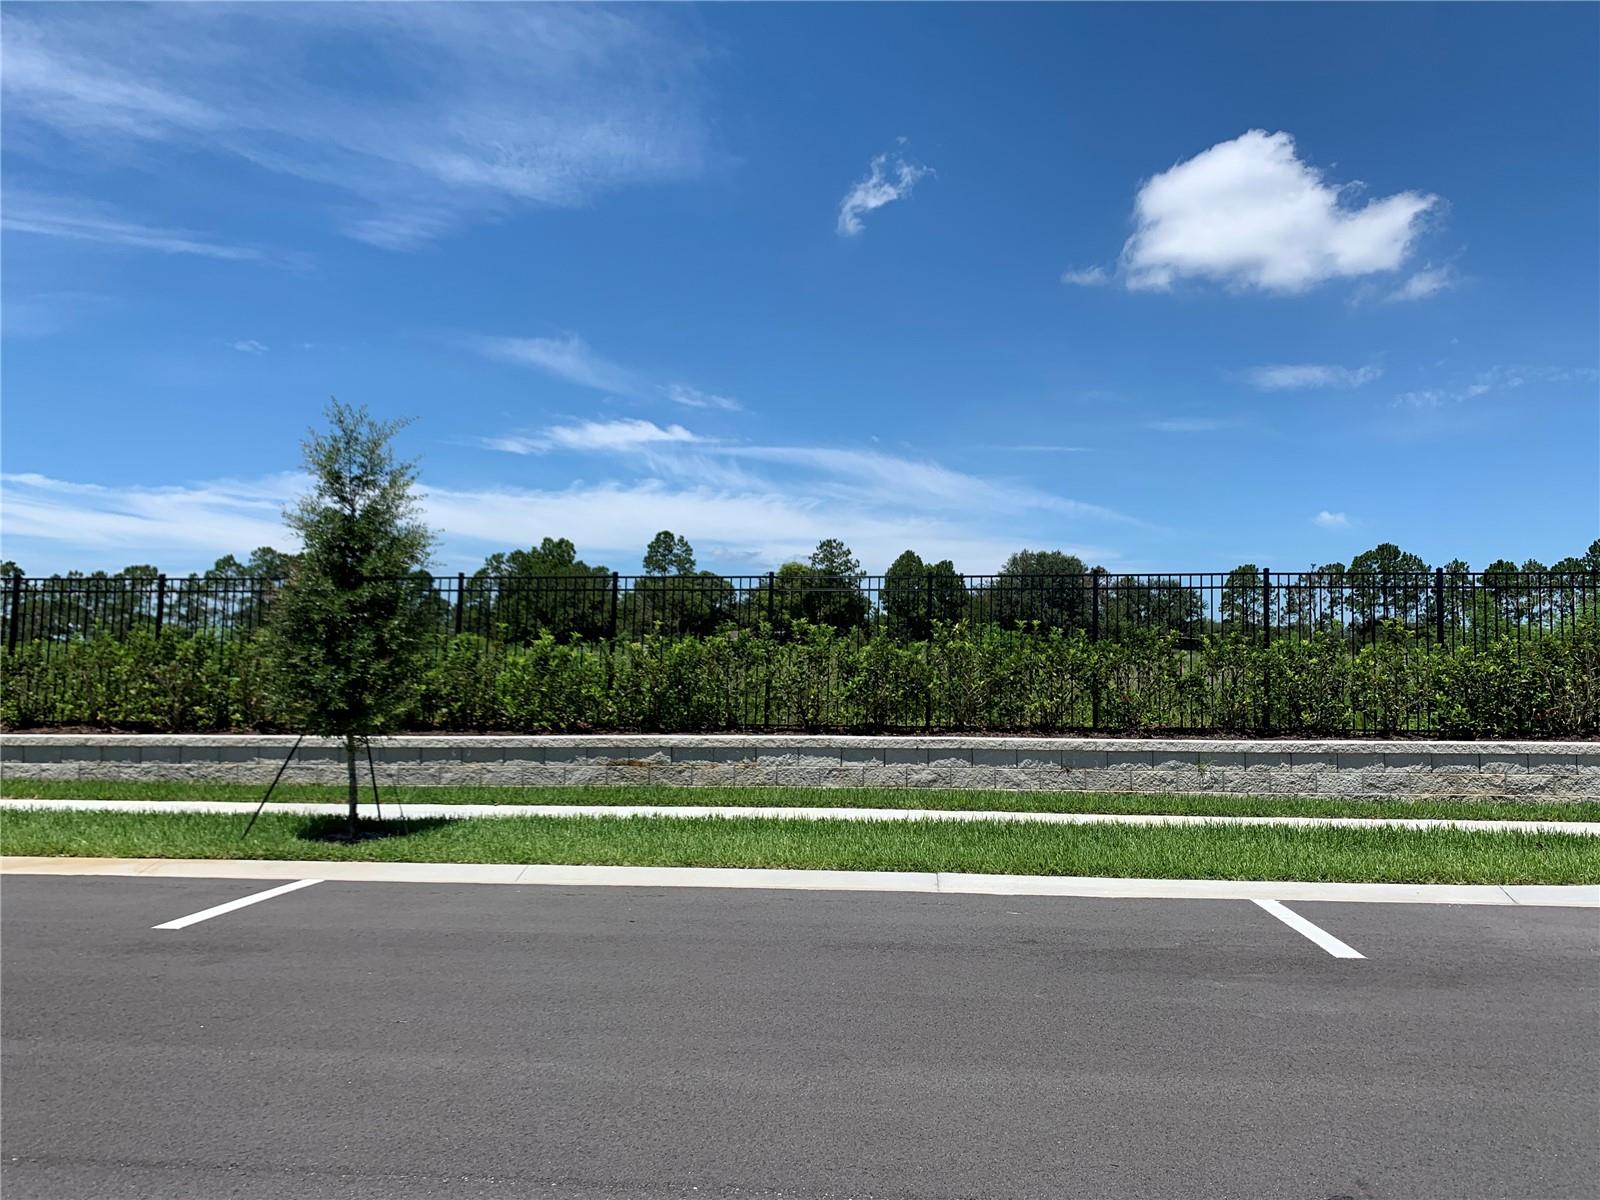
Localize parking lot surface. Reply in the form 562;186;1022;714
3;875;1596;1199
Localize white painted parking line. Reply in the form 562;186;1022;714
1251;898;1365;959
152;878;322;930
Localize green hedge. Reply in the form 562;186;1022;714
3;620;1596;737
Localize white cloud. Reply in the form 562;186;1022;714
1;5;716;248
1386;266;1455;302
1246;363;1382;391
1313;510;1349;529
471;334;645;397
230;339;268;355
665;383;741;412
2;191;273;261
1392;365;1599;409
836;148;933;237
1118;130;1438;293
484;418;703;455
0;471;299;561
470;333;743;413
0;466;1123;577
1060;266;1109;287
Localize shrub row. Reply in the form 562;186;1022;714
2;621;1596;737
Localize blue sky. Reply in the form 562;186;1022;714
2;2;1597;577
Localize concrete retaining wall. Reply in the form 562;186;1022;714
3;734;1597;799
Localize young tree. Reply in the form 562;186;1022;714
265;402;436;838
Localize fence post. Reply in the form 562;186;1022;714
608;572;620;641
925;569;934;729
154;574;167;636
763;572;775;731
1090;572;1101;730
453;572;465;636
6;573;21;653
1435;567;1446;647
1261;568;1271;734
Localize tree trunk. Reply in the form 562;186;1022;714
345;735;359;840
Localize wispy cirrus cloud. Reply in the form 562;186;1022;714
665;383;741;412
0;461;1124;578
1;191;275;262
1075;130;1441;294
1245;363;1382;391
1;4;717;249
230;339;268;355
468;332;745;414
484;418;703;456
472;334;647;398
481;417;1137;530
836;146;933;237
1393;365;1600;409
1386;266;1455;303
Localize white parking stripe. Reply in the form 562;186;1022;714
1251;898;1365;959
152;878;322;930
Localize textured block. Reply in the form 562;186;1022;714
971;748;1017;768
859;764;908;788
774;767;865;789
1014;749;1062;769
511;762;569;788
1105;750;1154;767
759;750;844;769
682;762;776;787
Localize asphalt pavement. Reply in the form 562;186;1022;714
3;874;1596;1199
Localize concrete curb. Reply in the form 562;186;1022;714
2;854;1594;907
5;796;1599;837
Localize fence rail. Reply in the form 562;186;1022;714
4;569;1595;651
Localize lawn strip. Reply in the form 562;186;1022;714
2;808;1596;885
3;779;1596;824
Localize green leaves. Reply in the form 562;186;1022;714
265;402;437;738
5;616;1597;736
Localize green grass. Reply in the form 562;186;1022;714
5;777;1597;824
3;808;1597;885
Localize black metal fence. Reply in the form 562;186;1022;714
4;568;1595;652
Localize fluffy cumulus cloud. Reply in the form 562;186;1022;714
1245;363;1382;391
1115;130;1439;293
836;147;933;237
1313;510;1350;529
